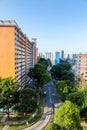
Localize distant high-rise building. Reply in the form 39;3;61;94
45;52;53;64
38;52;45;58
32;38;37;65
60;50;64;59
72;54;76;60
55;52;60;65
0;20;37;87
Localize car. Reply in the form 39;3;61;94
44;90;47;95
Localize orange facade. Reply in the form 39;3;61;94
0;26;15;78
0;21;37;86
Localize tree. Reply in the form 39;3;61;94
28;63;51;89
80;107;87;122
62;70;74;82
47;58;52;67
45;123;63;130
19;88;37;112
40;73;51;87
0;77;18;118
13;88;37;115
54;101;82;130
38;58;48;70
67;91;87;111
56;80;75;101
51;62;74;82
28;63;45;82
38;58;52;70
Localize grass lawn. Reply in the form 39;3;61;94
0;125;4;130
8;124;28;130
6;113;32;122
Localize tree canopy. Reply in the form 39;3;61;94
38;58;52;70
45;123;62;130
51;62;74;82
38;58;48;70
56;80;75;101
0;77;18;118
54;100;82;130
40;73;51;86
28;63;51;88
28;63;45;79
67;91;87;111
13;88;37;115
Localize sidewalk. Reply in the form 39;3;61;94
0;113;8;123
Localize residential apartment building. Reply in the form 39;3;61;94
75;54;87;82
0;20;37;87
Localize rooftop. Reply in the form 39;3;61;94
0;20;18;27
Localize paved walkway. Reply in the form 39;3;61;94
23;107;52;130
0;113;8;124
1;109;38;130
2;125;9;130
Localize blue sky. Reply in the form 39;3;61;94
0;0;87;54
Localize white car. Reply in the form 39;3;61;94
44;90;47;95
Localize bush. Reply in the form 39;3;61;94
45;123;61;130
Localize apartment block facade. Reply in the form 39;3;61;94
0;20;37;87
75;54;87;82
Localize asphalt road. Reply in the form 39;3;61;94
23;80;60;130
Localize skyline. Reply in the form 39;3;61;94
0;0;87;54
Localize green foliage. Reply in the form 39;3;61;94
28;63;45;78
38;58;48;70
80;107;87;122
56;80;75;101
28;63;46;87
45;123;62;130
67;91;87;111
0;77;18;118
51;62;74;82
13;91;19;104
54;100;81;130
19;88;36;102
47;58;52;67
13;104;28;116
40;73;51;86
28;63;51;88
38;58;52;69
77;84;87;91
61;70;74;82
13;88;37;115
66;90;87;122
